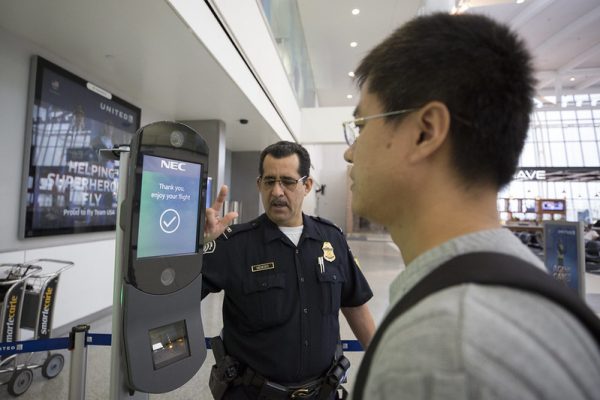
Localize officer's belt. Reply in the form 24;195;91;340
234;365;324;399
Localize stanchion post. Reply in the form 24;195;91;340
68;324;90;400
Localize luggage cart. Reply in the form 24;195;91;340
0;259;73;397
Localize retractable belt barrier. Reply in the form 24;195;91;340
0;334;363;356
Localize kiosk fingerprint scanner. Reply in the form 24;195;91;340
119;121;208;394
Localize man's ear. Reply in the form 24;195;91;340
303;177;313;195
408;101;451;163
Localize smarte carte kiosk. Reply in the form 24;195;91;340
109;121;208;398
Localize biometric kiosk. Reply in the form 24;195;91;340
109;121;208;398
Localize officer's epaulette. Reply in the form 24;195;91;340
218;219;259;240
309;216;343;234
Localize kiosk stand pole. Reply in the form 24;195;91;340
68;324;90;400
109;147;148;400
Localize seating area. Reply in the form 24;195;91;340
585;240;600;274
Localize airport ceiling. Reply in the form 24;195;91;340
0;0;599;151
298;0;600;107
0;0;281;152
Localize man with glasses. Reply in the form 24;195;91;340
202;141;375;399
343;12;600;400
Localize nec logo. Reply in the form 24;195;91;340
160;160;186;171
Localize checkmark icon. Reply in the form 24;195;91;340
159;209;180;234
162;216;177;228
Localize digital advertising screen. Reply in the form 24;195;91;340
137;155;202;259
541;200;565;211
20;56;141;237
543;221;585;298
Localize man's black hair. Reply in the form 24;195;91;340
355;12;536;188
259;141;311;178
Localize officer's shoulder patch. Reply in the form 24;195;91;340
203;240;216;254
310;216;343;234
218;220;259;240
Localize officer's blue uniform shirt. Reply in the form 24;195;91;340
201;213;373;384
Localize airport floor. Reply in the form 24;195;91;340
2;234;600;399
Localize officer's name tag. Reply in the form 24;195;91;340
251;262;275;272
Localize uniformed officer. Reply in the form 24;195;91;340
202;141;375;399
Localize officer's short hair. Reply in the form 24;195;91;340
259;141;311;178
355;12;535;189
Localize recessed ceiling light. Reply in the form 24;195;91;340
348;71;355;77
350;42;358;48
352;8;360;15
347;94;353;99
570;77;576;81
515;0;525;3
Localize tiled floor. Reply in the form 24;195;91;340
2;234;600;399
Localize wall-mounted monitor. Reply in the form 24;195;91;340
541;200;565;212
19;56;141;238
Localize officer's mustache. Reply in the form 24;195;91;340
270;198;289;208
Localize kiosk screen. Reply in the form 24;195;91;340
137;155;202;258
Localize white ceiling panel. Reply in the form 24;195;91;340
0;0;282;151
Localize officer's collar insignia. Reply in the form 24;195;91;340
322;242;336;262
251;262;275;272
203;240;216;254
222;226;233;239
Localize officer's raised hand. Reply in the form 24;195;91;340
204;185;238;242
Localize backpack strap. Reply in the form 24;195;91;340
353;251;600;399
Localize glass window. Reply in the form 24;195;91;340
546;182;556;198
550;143;567;166
577;109;592;120
561;110;576;121
575;94;590;106
260;0;316;107
572;198;588;212
540;141;552;166
565;142;583;166
546;111;561;121
563;127;579;141
570;182;587;197
530;126;545;143
509;94;600;221
519;143;536;166
588;182;600;197
524;183;539;198
548;127;563;141
510;181;525;198
580;126;596;141
582;143;600;166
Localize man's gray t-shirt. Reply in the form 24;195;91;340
362;228;600;400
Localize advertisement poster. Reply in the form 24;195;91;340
543;221;585;298
21;56;141;237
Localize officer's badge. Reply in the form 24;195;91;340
322;242;336;262
203;240;216;254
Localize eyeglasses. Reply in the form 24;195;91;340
257;176;307;191
342;109;417;146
